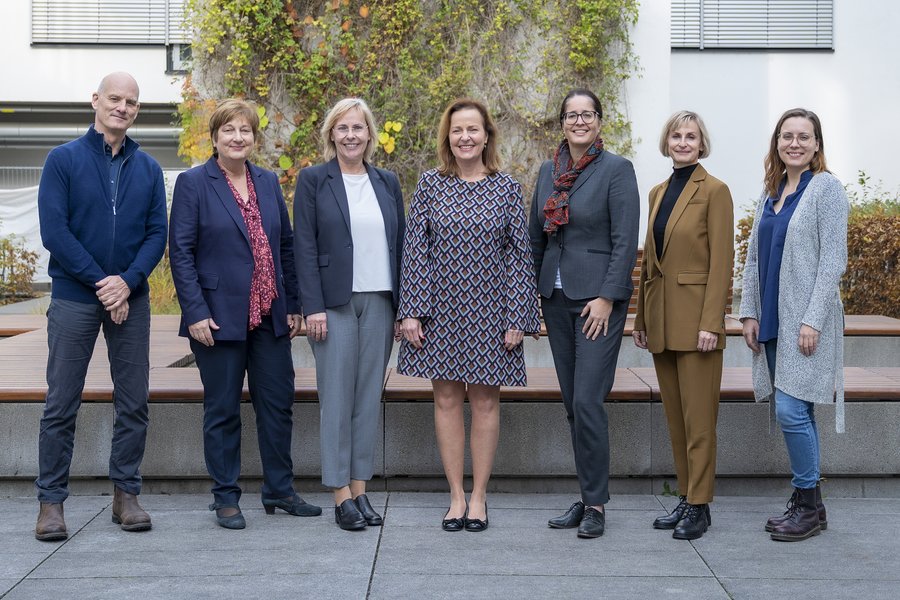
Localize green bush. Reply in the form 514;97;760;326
0;229;38;305
733;172;900;317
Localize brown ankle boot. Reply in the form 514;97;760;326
765;482;827;532
112;488;152;532
36;502;67;541
770;487;821;542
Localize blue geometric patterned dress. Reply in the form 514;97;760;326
397;169;541;387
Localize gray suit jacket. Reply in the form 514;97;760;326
529;151;640;302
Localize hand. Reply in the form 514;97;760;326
110;301;129;325
394;321;402;342
580;297;613;340
697;330;718;353
287;314;303;339
400;317;426;349
742;318;760;353
504;329;524;351
306;312;327;342
798;324;820;357
95;275;131;310
188;317;220;347
632;329;648;349
531;332;541;341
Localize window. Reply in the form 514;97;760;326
32;0;189;45
671;0;834;50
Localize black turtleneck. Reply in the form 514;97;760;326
653;163;699;260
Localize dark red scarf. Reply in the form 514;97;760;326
542;136;605;233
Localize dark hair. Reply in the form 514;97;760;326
763;108;828;197
558;88;603;123
436;98;501;177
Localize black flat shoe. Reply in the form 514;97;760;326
262;494;322;517
209;503;246;530
464;502;489;532
354;494;383;526
577;506;605;538
442;505;467;532
548;501;585;529
334;498;367;531
653;496;688;530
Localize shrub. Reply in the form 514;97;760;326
0;230;38;305
733;172;900;317
148;249;182;315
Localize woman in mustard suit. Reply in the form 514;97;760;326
633;111;733;540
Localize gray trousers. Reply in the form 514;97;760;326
309;292;394;488
542;290;628;506
36;295;151;503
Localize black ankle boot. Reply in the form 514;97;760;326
765;482;827;532
653;496;687;530
770;487;821;542
673;503;709;540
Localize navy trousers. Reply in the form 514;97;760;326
36;295;151;503
190;316;296;506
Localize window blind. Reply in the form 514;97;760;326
32;0;189;45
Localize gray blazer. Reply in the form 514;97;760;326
529;151;640;301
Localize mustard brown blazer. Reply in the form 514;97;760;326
633;163;734;353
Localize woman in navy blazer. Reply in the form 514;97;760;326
294;98;405;530
169;99;321;529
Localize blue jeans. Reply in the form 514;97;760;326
764;339;820;489
36;295;151;502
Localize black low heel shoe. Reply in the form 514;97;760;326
464;503;489;532
209;503;246;530
442;505;467;532
354;494;383;526
262;494;322;517
334;498;367;531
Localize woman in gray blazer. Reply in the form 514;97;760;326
294;98;405;531
739;108;848;542
529;88;640;539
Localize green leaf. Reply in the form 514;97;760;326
259;115;269;128
256;105;266;118
278;155;293;170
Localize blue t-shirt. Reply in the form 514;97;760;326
757;169;813;342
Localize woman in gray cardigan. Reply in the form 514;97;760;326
738;108;848;542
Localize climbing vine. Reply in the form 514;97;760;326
179;0;640;204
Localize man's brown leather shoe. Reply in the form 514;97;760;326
35;502;68;541
112;488;152;532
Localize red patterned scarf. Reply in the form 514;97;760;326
542;136;605;233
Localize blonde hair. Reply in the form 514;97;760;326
209;99;259;156
658;110;711;159
436;98;501;177
320;98;378;162
763;108;829;197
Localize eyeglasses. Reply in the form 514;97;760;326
779;132;815;146
562;111;599;125
334;124;368;136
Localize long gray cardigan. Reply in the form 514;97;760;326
738;172;849;432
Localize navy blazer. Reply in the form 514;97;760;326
169;157;300;341
293;158;405;315
529;151;640;302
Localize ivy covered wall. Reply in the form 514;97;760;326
179;0;639;204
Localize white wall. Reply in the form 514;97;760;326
625;0;900;237
2;0;183;104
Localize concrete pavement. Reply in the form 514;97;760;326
2;492;899;599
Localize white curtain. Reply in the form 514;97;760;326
0;186;50;283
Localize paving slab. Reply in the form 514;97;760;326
3;575;371;600
721;578;900;600
369;574;731;600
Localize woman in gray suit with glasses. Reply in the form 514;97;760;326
529;88;640;539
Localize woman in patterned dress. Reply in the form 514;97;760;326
170;99;321;529
398;98;540;532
